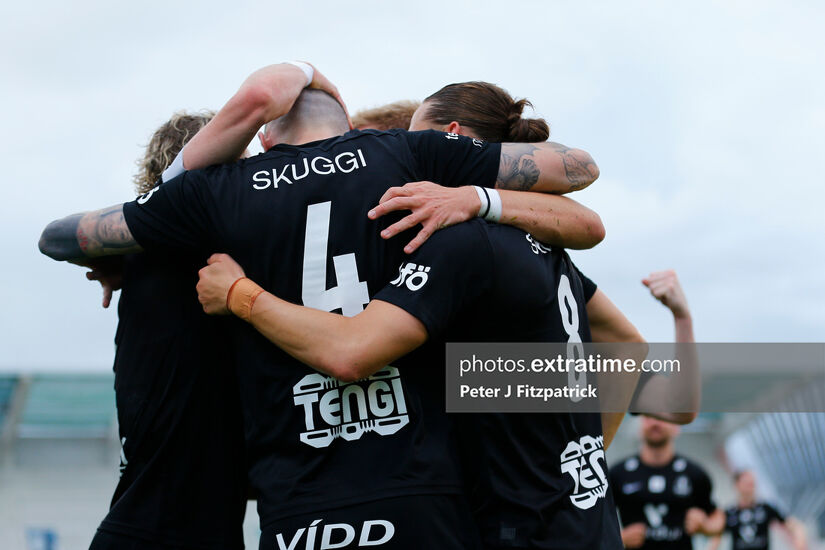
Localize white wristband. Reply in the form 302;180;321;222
286;61;314;87
484;188;503;223
473;186;490;217
161;148;186;182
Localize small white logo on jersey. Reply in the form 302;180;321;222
644;503;669;528
648;475;667;493
560;434;608;510
622;482;643;494
389;263;430;291
275;518;395;550
754;506;766;522
445;132;460;140
673;475;692;496
472;138;484;147
119;436;128;476
625;457;640;471
673;458;687;472
293;366;409;448
525;234;551;255
136;187;159;204
739;524;757;543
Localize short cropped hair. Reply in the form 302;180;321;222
133;110;215;195
353;100;421;131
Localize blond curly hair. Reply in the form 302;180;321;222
133;110;215;195
352;100;421;131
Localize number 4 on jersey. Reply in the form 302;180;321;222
302;202;370;316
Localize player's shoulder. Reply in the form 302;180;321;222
611;454;643;475
422;219;491;253
672;455;710;479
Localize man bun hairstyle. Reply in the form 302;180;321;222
423;81;550;143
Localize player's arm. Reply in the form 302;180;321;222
198;255;426;380
700;509;726;536
586;289;647;448
780;517;808;550
196;254;426;381
371;182;604;254
631;270;699;424
497;141;599;194
178;62;349;173
39;204;142;262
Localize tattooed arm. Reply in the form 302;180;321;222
39;204;141;262
497;142;599;193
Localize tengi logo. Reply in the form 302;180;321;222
560;435;608;510
275;518;395;550
293;366;409;448
389;263;430;291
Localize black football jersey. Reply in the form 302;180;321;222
121;129;501;527
375;221;621;549
725;502;786;550
610;454;716;550
101;251;247;548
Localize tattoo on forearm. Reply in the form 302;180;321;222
78;205;140;255
496;144;541;191
39;205;141;261
549;142;599;191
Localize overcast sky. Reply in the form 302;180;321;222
1;0;823;372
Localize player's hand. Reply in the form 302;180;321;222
81;257;124;309
642;269;690;319
684;507;707;535
302;62;352;129
621;523;647;548
368;181;481;254
197;253;246;315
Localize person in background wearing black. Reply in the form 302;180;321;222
609;416;724;549
708;470;807;550
85;111;248;550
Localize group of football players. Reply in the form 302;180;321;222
39;62;806;550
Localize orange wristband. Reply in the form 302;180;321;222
226;277;265;321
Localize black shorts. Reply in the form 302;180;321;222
260;494;482;550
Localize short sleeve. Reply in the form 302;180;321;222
123;169;218;254
374;220;494;339
570;261;598;302
404;130;501;189
765;503;786;523
692;466;716;514
724;507;737;531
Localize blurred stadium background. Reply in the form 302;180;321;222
0;372;822;549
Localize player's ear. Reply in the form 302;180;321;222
444;121;462;135
258;131;273;151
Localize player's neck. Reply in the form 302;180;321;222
738;495;756;508
639;442;675;467
283;126;341;146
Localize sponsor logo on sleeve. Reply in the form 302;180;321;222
560;434;608;510
136;187;159;205
526;234;551;255
389;263;430;291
